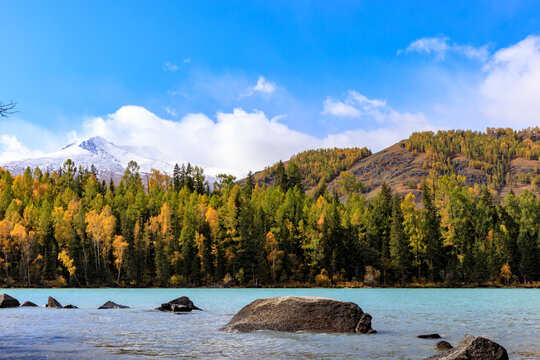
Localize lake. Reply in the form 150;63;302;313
1;288;539;359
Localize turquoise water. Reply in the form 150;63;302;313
1;288;539;359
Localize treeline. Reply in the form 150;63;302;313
262;147;372;189
0;160;539;288
406;127;540;190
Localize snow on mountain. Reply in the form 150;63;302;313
0;136;213;183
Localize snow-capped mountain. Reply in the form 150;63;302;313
0;136;180;181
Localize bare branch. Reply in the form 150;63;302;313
0;100;17;117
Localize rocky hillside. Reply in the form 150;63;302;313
245;128;540;201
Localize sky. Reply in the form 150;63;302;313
1;1;540;177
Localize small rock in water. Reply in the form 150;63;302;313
64;304;78;309
20;301;38;307
424;334;508;360
98;301;129;309
418;333;442;339
0;293;20;308
46;296;63;309
434;341;453;351
158;296;201;312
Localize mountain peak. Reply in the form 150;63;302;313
78;136;111;155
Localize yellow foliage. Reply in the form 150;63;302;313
500;263;512;284
315;268;331;287
112;235;128;269
58;250;76;277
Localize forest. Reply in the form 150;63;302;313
406;127;540;190
0;146;538;288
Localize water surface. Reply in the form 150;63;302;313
1;288;538;359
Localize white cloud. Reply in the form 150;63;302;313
400;36;488;61
70;104;429;177
242;76;277;97
322;90;385;118
0;135;44;163
322;98;361;117
184;58;191;63
163;61;179;72
75;106;313;177
164;106;177;117
478;35;540;127
320;91;433;150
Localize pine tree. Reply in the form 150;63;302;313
285;162;303;191
422;182;442;282
275;161;288;191
173;163;181;192
390;196;409;285
243;171;255;196
517;226;538;283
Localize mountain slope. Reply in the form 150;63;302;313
244;128;540;201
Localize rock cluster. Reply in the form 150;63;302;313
0;292;511;360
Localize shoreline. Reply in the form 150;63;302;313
2;284;539;289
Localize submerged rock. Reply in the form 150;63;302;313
0;293;20;308
424;334;508;360
46;296;63;309
220;296;375;334
158;296;201;312
98;301;129;309
20;301;38;307
64;304;78;309
435;341;454;351
418;333;442;339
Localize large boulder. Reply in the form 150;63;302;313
98;301;129;309
158;296;201;312
424;334;508;360
46;296;63;308
221;296;375;334
20;301;38;307
0;293;20;308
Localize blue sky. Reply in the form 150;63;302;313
1;1;540;176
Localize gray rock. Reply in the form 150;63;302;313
46;296;63;308
435;341;453;351
64;304;78;309
220;296;375;334
20;301;38;307
158;296;201;312
418;333;442;339
98;301;129;309
424;334;508;360
0;293;20;308
356;313;374;333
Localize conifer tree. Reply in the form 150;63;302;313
390;196;409;284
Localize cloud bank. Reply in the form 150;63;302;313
1;36;540;178
74;104;418;177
